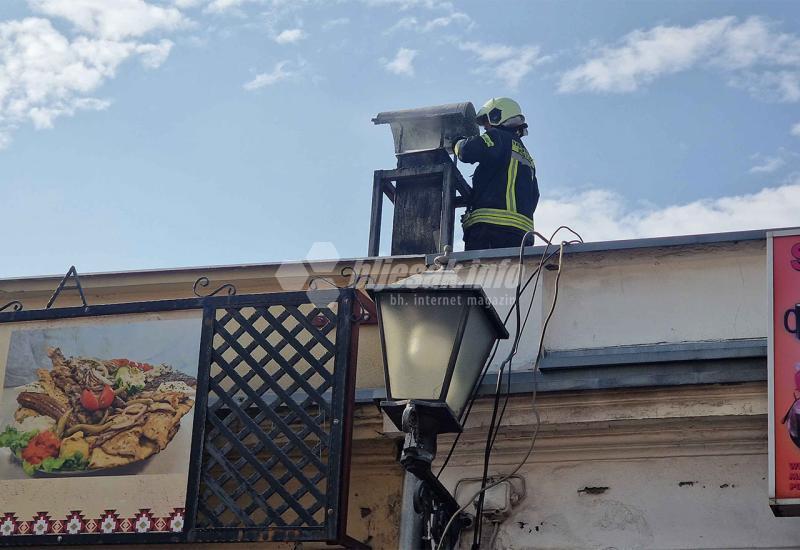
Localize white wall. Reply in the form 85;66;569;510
454;240;767;371
542;241;767;350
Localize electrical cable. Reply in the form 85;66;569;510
434;248;559;478
438;241;566;550
471;232;548;548
434;238;570;550
471;227;582;547
434;234;576;480
431;226;582;547
488;522;501;549
488;234;582;453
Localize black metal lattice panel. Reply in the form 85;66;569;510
190;290;355;543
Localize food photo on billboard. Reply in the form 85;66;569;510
0;312;201;538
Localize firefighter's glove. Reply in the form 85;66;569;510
452;136;466;157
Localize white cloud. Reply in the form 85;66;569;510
203;0;263;15
28;0;188;40
459;42;548;89
322;17;349;30
385;11;471;33
135;39;175;68
731;70;800;103
749;154;785;174
204;0;242;13
28;97;111;129
792;122;800;137
384;48;417;76
274;28;306;44
534;183;800;242
243;60;295;89
460;42;514;63
748;148;796;174
362;0;453;9
173;0;205;7
559;16;800;102
0;16;174;148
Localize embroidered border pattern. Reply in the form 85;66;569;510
0;508;185;536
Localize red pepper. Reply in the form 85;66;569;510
80;385;114;411
21;431;60;465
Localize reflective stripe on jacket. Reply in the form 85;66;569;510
455;126;539;233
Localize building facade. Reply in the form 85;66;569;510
0;229;795;549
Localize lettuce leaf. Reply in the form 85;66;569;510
0;426;37;454
24;452;89;476
22;460;37;476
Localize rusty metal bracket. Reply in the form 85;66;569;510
46;266;88;309
192;276;237;298
308;268;376;324
0;301;23;313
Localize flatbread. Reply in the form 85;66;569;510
36;369;70;410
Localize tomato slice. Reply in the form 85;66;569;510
98;385;115;409
80;389;100;411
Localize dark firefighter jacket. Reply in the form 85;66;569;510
455;126;539;233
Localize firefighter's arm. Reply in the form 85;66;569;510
454;129;505;164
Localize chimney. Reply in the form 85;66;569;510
368;102;478;256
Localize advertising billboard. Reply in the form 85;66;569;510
768;229;800;515
0;287;362;546
0;311;201;537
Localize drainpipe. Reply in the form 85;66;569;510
398;471;424;549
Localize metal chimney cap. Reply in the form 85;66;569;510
372;102;479;155
372;102;476;125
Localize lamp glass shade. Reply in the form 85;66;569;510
374;285;506;421
445;305;496;417
376;291;465;402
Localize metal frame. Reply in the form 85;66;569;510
368;163;472;257
0;288;366;548
769;230;778;504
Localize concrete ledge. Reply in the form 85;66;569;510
354;347;767;403
425;227;785;265
540;338;767;370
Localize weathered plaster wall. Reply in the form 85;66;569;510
427;382;800;550
470;453;788;550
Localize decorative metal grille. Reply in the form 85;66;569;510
189;289;360;545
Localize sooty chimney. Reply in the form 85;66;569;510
368;102;478;256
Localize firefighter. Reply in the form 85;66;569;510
454;97;540;250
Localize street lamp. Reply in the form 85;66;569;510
368;270;508;548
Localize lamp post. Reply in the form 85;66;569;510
368;270;509;549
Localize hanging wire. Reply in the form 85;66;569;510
471;226;582;546
436;227;582;482
435;228;577;550
434;247;561;480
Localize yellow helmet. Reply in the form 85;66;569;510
476;97;525;128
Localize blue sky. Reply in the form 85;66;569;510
1;0;799;278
